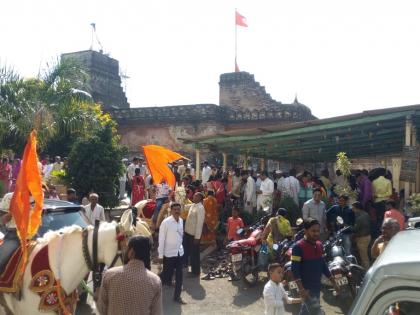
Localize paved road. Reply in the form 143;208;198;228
76;269;345;315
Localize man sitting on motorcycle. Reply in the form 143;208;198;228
326;195;355;255
261;208;292;260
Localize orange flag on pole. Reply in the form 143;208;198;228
142;145;187;188
9;130;44;272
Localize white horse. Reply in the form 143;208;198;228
0;209;135;315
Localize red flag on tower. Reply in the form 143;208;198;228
235;11;248;27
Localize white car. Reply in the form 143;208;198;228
407;216;420;229
349;229;420;315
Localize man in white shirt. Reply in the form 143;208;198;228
183;192;205;276
302;188;327;239
257;171;274;213
282;169;301;206
152;181;172;229
137;157;148;178
84;193;106;224
127;157;140;182
201;161;211;184
158;203;185;304
52;156;63;172
177;160;188;179
118;159;128;200
242;170;256;214
231;168;243;200
42;158;54;182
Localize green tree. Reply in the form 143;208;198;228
0;60;102;155
67;121;126;208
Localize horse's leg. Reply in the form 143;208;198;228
0;293;13;315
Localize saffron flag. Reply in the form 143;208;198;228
9;130;43;272
142;145;187;188
235;11;248;27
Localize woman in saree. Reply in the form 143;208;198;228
201;190;219;245
0;157;12;196
210;174;226;211
131;168;145;205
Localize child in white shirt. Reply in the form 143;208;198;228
263;263;301;315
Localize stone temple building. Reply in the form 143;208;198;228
62;51;315;157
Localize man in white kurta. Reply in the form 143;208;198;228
257;171;274;213
282;170;301;206
242;170;256;214
201;161;211;184
84;193;106;224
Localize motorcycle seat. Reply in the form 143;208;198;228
237;237;257;247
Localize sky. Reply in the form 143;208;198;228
2;0;420;118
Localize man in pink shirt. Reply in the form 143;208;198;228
384;200;405;231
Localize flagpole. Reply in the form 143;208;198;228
235;8;237;71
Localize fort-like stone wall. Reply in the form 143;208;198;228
111;72;315;156
60;50;315;157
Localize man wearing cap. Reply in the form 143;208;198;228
84;193;105;224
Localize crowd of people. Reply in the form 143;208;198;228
106;156;407;314
1;152;408;314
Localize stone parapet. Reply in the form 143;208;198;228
111;103;315;124
111;104;223;123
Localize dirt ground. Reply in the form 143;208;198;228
77;266;346;315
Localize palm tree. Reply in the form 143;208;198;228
0;59;104;155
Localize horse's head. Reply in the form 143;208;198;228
98;209;134;266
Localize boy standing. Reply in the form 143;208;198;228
263;263;301;315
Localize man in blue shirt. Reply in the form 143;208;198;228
291;218;338;315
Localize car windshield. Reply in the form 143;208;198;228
37;210;88;237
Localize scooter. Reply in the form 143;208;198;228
226;214;270;286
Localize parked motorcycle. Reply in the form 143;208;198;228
226;214;270;286
324;217;365;310
280;218;305;298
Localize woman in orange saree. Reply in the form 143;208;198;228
201;190;219;245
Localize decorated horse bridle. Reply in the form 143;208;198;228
82;220;129;292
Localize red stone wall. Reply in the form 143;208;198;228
117;121;225;156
